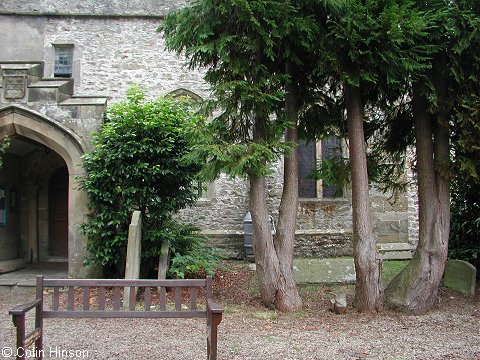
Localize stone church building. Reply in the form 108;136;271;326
0;1;417;277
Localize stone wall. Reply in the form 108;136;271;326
42;17;209;102
0;5;419;263
0;0;187;17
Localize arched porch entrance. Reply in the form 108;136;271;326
0;105;90;277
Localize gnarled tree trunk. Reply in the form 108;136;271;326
272;79;303;311
385;77;450;314
345;84;383;312
250;172;283;307
250;70;302;312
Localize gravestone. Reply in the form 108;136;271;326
443;260;477;297
124;211;142;309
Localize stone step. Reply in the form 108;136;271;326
0;258;28;274
377;242;415;252
377;242;414;260
382;251;414;260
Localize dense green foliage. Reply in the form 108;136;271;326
449;176;480;270
80;86;208;277
166;222;224;278
445;1;480;272
162;0;480;310
161;0;322;178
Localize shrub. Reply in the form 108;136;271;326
165;221;224;279
80;86;206;277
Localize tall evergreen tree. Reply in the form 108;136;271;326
161;0;323;311
385;0;480;313
309;0;433;311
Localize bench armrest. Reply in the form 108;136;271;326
207;298;223;314
9;298;42;316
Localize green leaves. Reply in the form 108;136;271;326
161;0;326;180
80;86;205;276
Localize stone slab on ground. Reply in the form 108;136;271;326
0;262;67;293
443;259;477;296
293;257;356;284
0;258;27;274
377;243;414;251
377;242;414;260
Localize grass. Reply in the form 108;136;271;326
252;310;279;321
220;259;411;319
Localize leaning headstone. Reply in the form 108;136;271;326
443;260;477;297
124;211;142;309
157;240;170;280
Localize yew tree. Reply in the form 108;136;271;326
161;0;324;311
310;0;433;311
384;0;480;313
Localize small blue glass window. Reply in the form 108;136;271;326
54;45;73;78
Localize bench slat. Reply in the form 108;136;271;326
53;287;60;310
42;279;207;287
159;287;166;311
99;287;106;310
42;310;207;319
175;287;182;311
144;286;151;311
68;286;74;311
113;287;121;311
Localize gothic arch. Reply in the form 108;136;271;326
0;105;87;173
0;105;90;277
167;88;203;102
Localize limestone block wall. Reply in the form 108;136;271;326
0;0;188;17
0;1;420;263
41;17;209;102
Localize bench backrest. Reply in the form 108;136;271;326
37;275;213;319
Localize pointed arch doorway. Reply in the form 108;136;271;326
0;105;91;277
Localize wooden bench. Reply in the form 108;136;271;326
9;275;223;360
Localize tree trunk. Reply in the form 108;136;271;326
345;84;383;312
250;173;282;307
249;84;283;305
385;76;450;313
272;78;303;311
249;62;302;311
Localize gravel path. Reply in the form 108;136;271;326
1;288;479;360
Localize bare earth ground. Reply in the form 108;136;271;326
1;261;479;360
